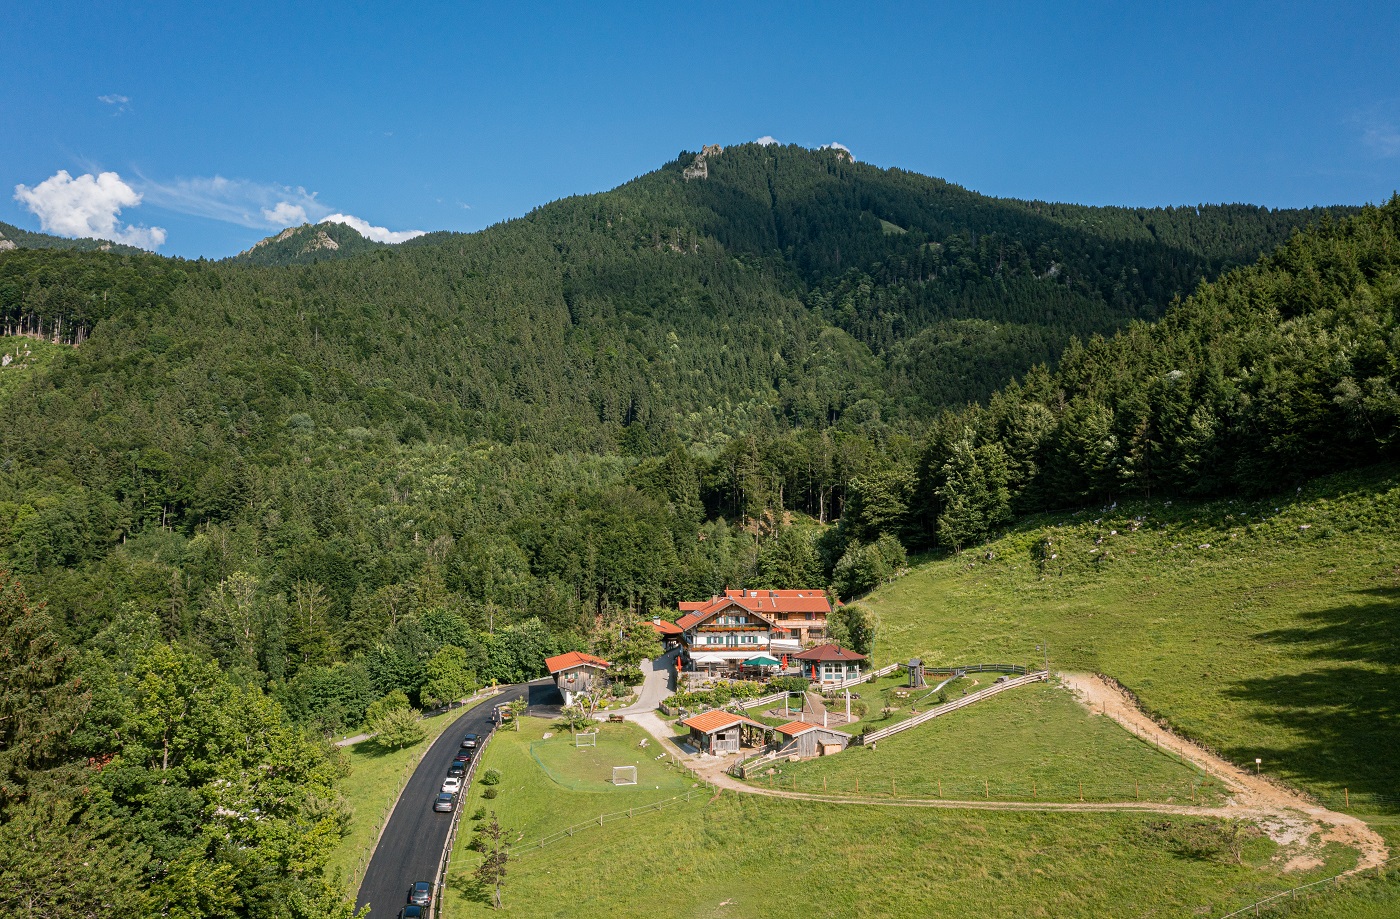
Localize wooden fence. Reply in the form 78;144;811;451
1216;854;1398;918
861;671;1048;745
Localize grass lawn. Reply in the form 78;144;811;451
444;787;1357;918
751;680;1223;804
326;697;494;888
865;465;1400;812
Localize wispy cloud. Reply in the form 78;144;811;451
97;93;131;114
137;175;331;229
13;170;165;249
1350;102;1400;158
820;141;852;154
320;213;426;244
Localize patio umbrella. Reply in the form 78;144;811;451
742;654;783;668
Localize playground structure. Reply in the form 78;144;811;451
575;731;598;748
611;765;638;785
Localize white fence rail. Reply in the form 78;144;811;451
861;671;1048;745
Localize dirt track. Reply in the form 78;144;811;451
651;673;1388;874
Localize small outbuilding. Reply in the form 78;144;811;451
648;617;684;651
680;710;765;755
793;643;867;684
772;721;853;759
544;651;610;707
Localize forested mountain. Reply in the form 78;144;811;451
0;219;147;255
0;145;1393;917
229;221;386;267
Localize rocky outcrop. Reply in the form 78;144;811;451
301;230;340;254
683;144;724;181
0;236;16;252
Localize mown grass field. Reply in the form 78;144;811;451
445;735;1353;919
752;679;1224;804
868;465;1400;814
326;699;492;886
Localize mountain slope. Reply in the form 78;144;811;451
228;221;385;266
0;219;148;254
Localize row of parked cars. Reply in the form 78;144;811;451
433;731;478;812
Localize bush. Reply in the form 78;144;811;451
472;806;487;820
480;769;501;786
768;676;811;694
481;787;498;800
369;705;425;750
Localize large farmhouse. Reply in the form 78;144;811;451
674;589;833;676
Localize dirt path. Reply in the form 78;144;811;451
632;675;1388;875
1059;672;1389;873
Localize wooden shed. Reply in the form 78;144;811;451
680;710;764;755
772;720;853;759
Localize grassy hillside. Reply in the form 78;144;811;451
752;680;1224;804
445;718;1353;918
865;464;1400;815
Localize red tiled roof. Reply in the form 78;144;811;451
675;590;833;628
773;720;819;737
792;643;866;662
544;651;610;674
679;710;762;734
649;619;683;636
724;589;832;614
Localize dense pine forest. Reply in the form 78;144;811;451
1;144;1396;917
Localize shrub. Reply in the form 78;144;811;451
472;806;487;820
768;676;811;694
480;769;501;786
481;787;498;800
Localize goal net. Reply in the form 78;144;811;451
574;731;598;748
612;766;638;786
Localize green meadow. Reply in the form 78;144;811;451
752;680;1224;804
868;465;1400;813
444;716;1354;918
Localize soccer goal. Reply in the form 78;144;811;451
612;765;638;786
574;731;598;748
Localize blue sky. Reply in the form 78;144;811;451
3;1;1397;258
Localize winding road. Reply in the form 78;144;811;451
353;680;561;917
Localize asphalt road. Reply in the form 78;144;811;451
354;680;560;917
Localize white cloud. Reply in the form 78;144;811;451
261;201;309;226
1360;119;1400;157
13;170;166;249
755;135;779;146
138;175;331;228
820;141;852;153
98;93;130;114
320;213;426;244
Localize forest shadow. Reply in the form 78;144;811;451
1221;587;1399;805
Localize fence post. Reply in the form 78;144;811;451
1344;787;1349;809
1079;781;1083;802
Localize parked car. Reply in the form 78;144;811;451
442;776;462;794
447;761;466;776
433;792;455;813
453;751;472;764
460;733;479;749
400;906;423;919
409;881;432;906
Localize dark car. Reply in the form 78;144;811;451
409;881;432;906
399;907;423;919
453;751;472;764
460;733;479;749
434;792;455;813
447;761;465;776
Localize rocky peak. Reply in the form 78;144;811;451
683;144;724;181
